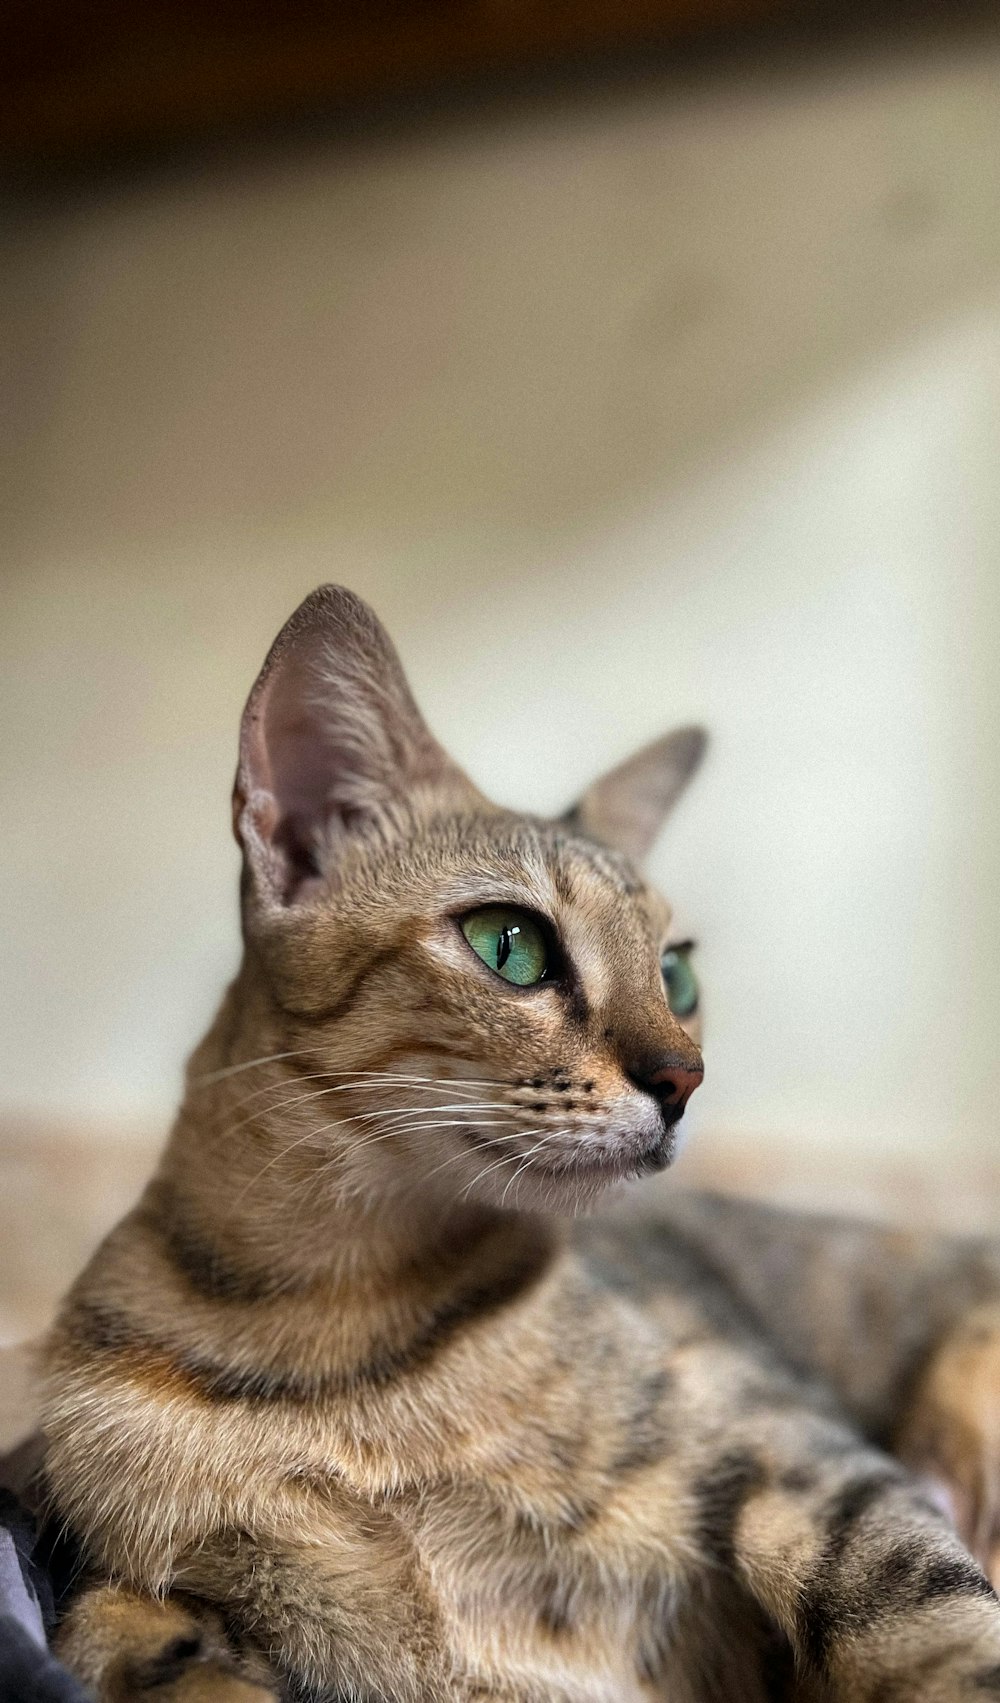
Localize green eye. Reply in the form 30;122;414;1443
661;944;699;1018
460;907;549;987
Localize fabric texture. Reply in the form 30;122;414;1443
0;1452;89;1702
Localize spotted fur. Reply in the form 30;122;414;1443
41;588;1000;1701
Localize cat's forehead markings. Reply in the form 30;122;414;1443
547;835;657;919
431;851;560;917
547;833;630;893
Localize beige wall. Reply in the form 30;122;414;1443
4;30;1000;1177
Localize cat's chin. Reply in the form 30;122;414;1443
501;1122;681;1211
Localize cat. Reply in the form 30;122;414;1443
39;585;1000;1702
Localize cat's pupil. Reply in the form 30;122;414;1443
496;926;513;970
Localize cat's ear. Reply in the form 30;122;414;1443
234;586;468;904
564;727;707;863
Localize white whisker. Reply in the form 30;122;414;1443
418;1125;541;1187
196;1055;502;1096
233;1109;521;1204
190;1050;314;1086
212;1071;500;1122
458;1129;568;1199
500;1132;566;1207
206;1079;510;1150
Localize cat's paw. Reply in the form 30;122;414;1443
828;1592;1000;1702
55;1585;281;1702
138;1668;279;1702
895;1300;1000;1581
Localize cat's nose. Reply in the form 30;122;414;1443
631;1055;704;1118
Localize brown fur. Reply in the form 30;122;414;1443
40;588;1000;1700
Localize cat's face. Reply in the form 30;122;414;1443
232;588;704;1214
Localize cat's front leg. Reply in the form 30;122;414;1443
685;1359;1000;1700
644;1190;1000;1568
171;1502;453;1703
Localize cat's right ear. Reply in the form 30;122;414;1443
234;586;468;906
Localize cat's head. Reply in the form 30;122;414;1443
230;586;705;1213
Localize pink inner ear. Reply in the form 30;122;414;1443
264;698;336;854
234;585;470;905
242;642;352;893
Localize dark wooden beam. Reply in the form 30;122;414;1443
0;0;799;166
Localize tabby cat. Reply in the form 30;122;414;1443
41;587;1000;1702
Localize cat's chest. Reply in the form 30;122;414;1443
379;1472;686;1700
293;1258;702;1693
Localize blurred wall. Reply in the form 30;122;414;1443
4;31;1000;1174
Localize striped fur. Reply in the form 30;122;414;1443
41;588;1000;1700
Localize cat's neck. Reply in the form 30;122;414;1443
156;964;556;1299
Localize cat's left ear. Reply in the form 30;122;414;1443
563;727;707;863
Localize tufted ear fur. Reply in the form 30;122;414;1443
233;586;470;905
564;727;707;864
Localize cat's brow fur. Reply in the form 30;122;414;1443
40;587;1000;1701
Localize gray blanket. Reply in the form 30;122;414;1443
0;1443;88;1702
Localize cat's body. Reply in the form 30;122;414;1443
40;589;1000;1701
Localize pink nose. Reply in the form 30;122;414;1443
642;1060;704;1111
